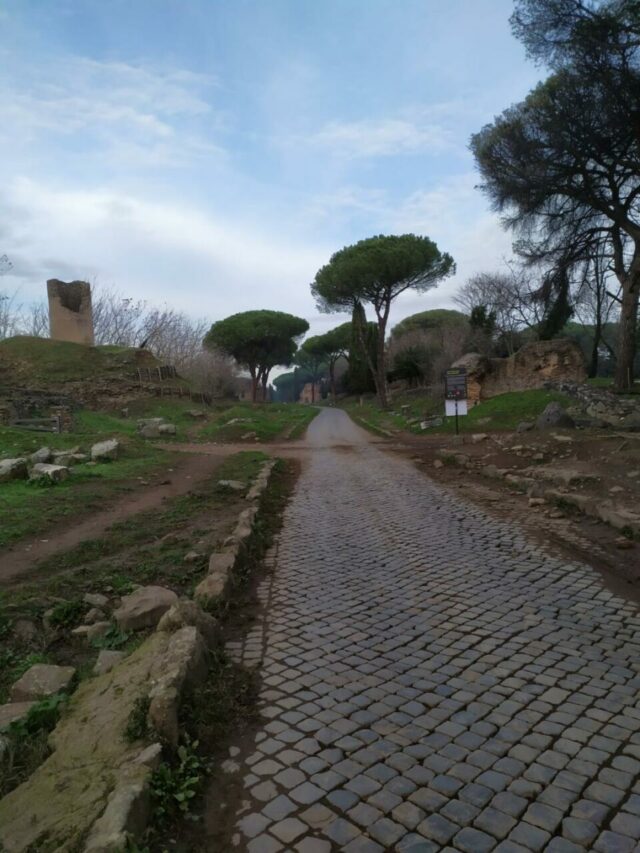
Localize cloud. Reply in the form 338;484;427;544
388;173;515;312
0;178;330;323
0;53;225;168
308;116;453;159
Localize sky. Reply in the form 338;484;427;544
0;0;542;338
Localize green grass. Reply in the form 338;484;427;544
4;451;268;601
0;446;171;548
0;336;156;384
342;388;573;436
196;402;318;442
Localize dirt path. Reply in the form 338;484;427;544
0;451;226;583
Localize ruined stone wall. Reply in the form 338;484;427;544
453;339;587;403
47;279;94;345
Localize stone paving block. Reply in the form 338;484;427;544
475;805;517;839
247;834;283;853
594;830;636;852
270;816;307;843
418;813;459;844
563;816;599;846
454;826;497;852
508;821;551;851
368;816;405;846
396;832;440;852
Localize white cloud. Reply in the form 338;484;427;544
309;116;453;159
0;54;225;167
0;178;329;324
388;173;515;314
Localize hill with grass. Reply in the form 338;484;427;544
0;337;163;387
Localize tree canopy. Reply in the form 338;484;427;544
204;309;309;402
471;0;640;390
390;309;469;340
311;234;454;407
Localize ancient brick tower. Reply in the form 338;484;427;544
47;279;95;346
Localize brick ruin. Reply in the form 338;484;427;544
452;339;587;404
47;279;95;346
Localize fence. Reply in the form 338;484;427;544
135;365;178;382
10;415;62;433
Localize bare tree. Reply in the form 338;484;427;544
180;348;240;397
454;267;544;354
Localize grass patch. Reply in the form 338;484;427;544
0;444;173;548
196;402;318;443
341;388;573;436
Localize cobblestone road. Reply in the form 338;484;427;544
227;409;640;852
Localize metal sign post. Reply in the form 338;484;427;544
444;368;468;435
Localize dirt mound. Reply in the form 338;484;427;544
0;337;159;388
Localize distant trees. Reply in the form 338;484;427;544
317;323;351;400
472;0;640;390
295;337;327;403
312;234;454;407
204;310;309;402
388;308;471;388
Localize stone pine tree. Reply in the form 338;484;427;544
473;0;640;390
311;235;454;408
204;310;309;402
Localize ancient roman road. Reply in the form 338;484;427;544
226;408;640;853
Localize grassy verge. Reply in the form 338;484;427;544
341;388;573;436
195;402;318;443
0;453;267;702
0;421;175;548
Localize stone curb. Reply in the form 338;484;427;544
85;458;276;852
469;459;640;537
194;460;276;608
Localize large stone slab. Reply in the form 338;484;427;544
90;439;119;462
113;585;178;631
0;632;169;852
0;458;28;483
10;664;76;702
29;463;69;484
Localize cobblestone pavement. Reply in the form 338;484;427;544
227;409;640;852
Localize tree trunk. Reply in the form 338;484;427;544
311;381;315;403
588;324;600;379
249;366;258;403
329;361;336;401
614;283;639;391
374;305;390;409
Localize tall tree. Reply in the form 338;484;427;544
311;234;454;407
473;0;640;390
204;310;309;402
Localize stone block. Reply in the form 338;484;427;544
113;586;178;631
10;663;76;701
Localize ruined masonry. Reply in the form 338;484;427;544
47;279;95;346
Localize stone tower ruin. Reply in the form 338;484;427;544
47;279;95;346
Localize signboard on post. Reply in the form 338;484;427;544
444;368;468;435
445;367;467;400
